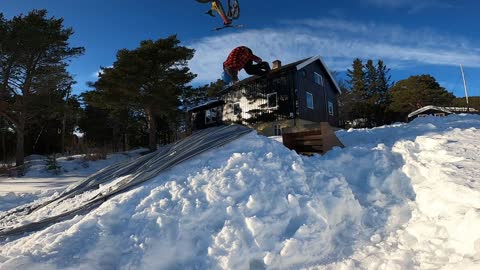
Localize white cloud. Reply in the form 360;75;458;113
364;0;452;11
91;70;101;78
187;18;480;85
91;66;112;78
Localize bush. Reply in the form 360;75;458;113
0;164;10;176
46;154;61;174
83;146;109;161
0;164;25;177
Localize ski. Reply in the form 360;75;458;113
212;24;244;31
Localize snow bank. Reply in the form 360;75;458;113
0;149;145;205
1;114;480;270
310;115;480;270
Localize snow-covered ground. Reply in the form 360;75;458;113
0;114;479;269
0;149;145;211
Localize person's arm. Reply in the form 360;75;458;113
242;47;261;63
250;53;262;63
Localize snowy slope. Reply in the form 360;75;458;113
0;114;479;270
0;149;145;211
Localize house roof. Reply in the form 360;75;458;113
296;55;342;94
220;56;341;94
221;58;307;90
185;99;225;113
443;106;479;112
408;105;453;119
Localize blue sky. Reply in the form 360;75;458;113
2;0;479;98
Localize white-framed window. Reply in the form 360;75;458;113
273;124;282;136
267;92;278;108
434;113;445;117
233;103;241;115
328;101;334;116
306;92;314;109
314;72;324;86
205;108;219;124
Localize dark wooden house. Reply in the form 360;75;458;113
189;56;342;136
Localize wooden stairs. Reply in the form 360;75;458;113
281;123;344;155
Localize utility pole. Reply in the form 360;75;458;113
460;64;470;112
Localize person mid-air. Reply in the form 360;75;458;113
196;0;241;30
222;46;271;85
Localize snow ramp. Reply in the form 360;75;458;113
0;124;252;239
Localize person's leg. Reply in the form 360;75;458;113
244;61;271;76
259;61;271;73
213;0;231;25
243;60;256;75
228;67;239;82
221;69;233;85
227;0;240;19
222;67;239;84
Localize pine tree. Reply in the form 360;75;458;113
347;58;366;95
346;58;368;125
93;35;195;151
343;58;393;127
363;60;378;126
375;60;393;124
81;86;137;152
365;60;378;100
376;60;392;105
0;10;84;166
389;75;455;115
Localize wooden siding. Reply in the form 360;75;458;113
296;61;339;126
221;72;296;126
217;58;340;132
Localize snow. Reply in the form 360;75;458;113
0;149;145;209
1;114;480;269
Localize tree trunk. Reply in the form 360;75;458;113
61;111;67;154
146;107;157;151
1;123;5;163
112;124;119;152
15;119;25;167
123;133;129;152
61;92;70;155
146;108;157;151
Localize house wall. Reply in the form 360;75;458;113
296;61;339;127
253;118;321;136
191;107;223;130
214;59;341;135
407;109;451;122
221;72;296;126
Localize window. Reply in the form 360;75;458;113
306;92;314;109
273;124;282;136
205;108;219;124
233;103;241;115
314;72;324;86
328;101;334;116
267;92;278;108
434;113;445;117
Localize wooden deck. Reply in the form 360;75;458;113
281;123;344;155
